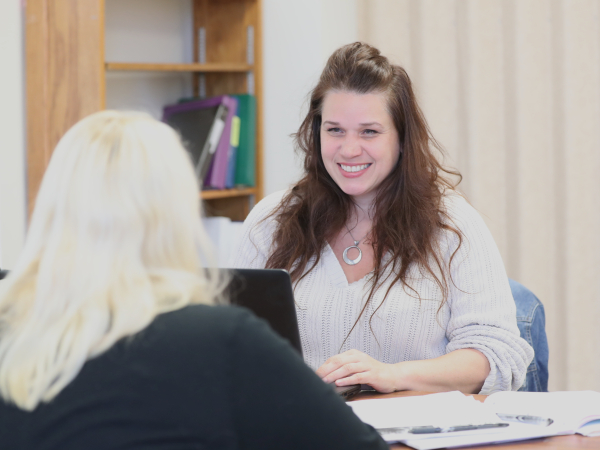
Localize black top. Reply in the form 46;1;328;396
0;305;388;450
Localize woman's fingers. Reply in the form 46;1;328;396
322;362;365;383
334;371;369;386
316;350;364;379
316;349;397;393
315;356;342;379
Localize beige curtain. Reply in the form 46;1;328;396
358;0;600;392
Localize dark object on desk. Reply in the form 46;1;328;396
225;269;302;354
224;268;361;400
0;269;7;280
335;383;361;400
509;279;549;392
0;306;387;450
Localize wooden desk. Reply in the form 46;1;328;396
350;390;600;450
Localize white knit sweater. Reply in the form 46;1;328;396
230;190;534;394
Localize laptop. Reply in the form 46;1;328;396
224;268;361;400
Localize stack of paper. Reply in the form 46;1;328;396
485;390;600;437
350;392;498;433
349;390;600;450
203;217;244;267
349;392;515;449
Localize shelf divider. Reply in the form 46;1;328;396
105;62;252;73
200;187;257;200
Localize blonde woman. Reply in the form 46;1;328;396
0;111;387;450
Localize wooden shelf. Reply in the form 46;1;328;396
105;62;252;73
200;187;257;200
26;0;263;222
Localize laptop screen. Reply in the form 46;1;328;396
223;268;303;356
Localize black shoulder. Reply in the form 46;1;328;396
148;304;255;342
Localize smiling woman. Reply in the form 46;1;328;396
321;91;400;206
231;42;533;396
319;90;401;282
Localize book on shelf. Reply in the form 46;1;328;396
231;94;256;188
348;390;600;450
203;95;238;190
162;97;229;183
226;116;241;189
170;94;256;191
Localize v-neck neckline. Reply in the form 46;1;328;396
323;242;372;289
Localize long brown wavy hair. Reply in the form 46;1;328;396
265;42;463;338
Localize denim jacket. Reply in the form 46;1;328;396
509;279;549;392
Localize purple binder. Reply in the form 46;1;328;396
203;96;238;189
163;95;237;189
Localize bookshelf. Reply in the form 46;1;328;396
25;0;263;222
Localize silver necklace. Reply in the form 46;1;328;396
342;225;370;266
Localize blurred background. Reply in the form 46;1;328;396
1;0;598;392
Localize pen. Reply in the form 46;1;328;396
497;413;554;427
377;423;509;435
408;423;509;434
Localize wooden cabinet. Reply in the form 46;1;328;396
25;0;263;221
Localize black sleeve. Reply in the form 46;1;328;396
230;310;389;450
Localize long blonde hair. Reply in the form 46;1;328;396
0;111;221;410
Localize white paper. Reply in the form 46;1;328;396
350;390;600;449
203;217;244;267
349;391;506;442
401;422;556;450
485;390;600;434
578;419;600;437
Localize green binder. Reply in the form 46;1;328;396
231;94;256;187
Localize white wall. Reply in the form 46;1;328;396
0;1;26;269
320;0;359;63
262;0;358;195
105;0;194;118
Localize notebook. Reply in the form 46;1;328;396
350;390;600;449
223;268;360;400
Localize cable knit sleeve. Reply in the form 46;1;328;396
229;190;287;269
441;193;534;394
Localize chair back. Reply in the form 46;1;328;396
509;279;549;392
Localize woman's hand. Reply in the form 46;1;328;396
316;348;491;394
316;349;400;393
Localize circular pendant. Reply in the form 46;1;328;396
342;243;362;265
